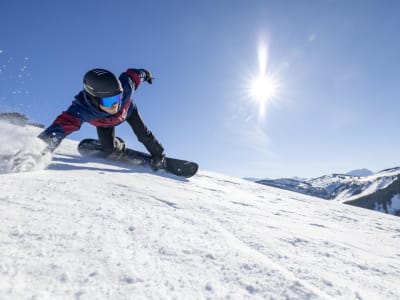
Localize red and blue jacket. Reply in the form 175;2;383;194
38;69;144;152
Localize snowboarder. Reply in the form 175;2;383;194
38;68;166;170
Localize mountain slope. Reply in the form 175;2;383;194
257;169;400;216
345;168;374;177
346;175;400;214
1;134;400;299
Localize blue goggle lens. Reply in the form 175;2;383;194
100;94;122;108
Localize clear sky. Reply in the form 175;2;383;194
1;0;400;179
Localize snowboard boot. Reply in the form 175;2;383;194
150;154;166;171
107;137;126;160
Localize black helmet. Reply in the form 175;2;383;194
83;68;122;98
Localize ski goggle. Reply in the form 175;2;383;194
100;93;122;108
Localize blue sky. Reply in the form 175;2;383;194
1;0;400;179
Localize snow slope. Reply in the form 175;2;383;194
257;169;400;216
1;129;400;299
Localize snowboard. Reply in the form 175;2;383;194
77;139;198;178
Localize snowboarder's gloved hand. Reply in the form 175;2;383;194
140;69;153;84
150;154;166;171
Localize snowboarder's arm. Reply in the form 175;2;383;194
123;68;153;91
38;111;82;152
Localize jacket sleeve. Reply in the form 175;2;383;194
124;69;147;90
38;111;82;152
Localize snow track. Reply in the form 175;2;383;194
1;138;400;299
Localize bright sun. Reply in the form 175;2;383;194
250;75;279;102
246;42;281;119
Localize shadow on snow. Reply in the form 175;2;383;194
48;155;189;182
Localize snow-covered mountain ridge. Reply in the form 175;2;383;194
1;122;400;299
345;168;374;177
257;168;400;216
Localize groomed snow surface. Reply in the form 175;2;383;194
1;125;400;299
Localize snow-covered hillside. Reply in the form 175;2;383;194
1;124;400;299
257;169;400;216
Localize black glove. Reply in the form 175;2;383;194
140;69;154;84
150;154;166;171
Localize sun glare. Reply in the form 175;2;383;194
250;75;278;101
246;42;281;119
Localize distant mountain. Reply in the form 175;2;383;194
345;168;374;177
346;176;400;215
257;168;400;216
243;177;262;182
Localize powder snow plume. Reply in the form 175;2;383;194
0;120;51;173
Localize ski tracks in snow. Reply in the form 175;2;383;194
183;173;400;299
1;146;400;299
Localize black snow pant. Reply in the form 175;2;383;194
97;105;164;157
